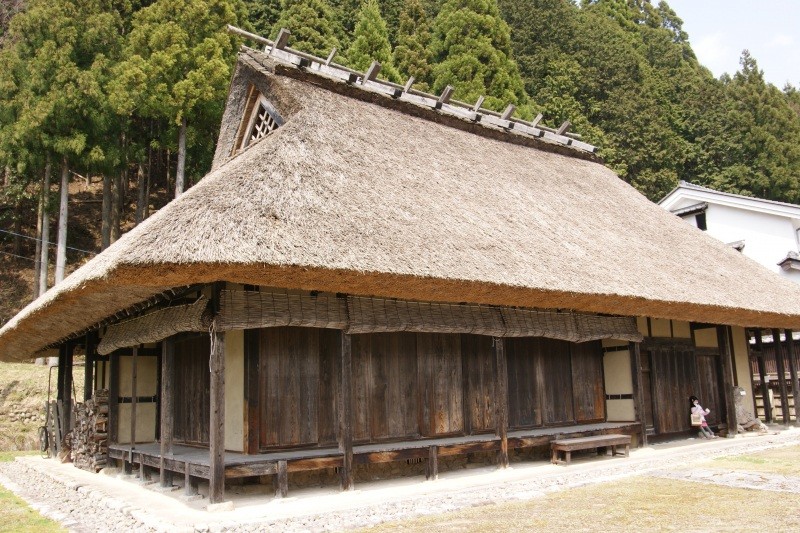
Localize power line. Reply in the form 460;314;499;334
0;249;36;262
0;229;97;255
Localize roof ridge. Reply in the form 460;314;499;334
228;26;598;158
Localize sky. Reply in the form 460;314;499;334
666;0;800;88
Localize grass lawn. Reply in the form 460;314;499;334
364;474;800;532
703;444;800;476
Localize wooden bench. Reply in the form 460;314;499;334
551;434;631;465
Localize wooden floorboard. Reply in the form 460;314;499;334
107;421;641;479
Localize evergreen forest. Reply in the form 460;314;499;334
1;0;800;319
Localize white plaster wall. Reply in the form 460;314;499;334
694;328;718;348
731;326;756;416
117;403;157;444
705;204;799;279
116;354;158;444
602;342;635;422
225;330;244;452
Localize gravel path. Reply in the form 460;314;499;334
1;429;798;532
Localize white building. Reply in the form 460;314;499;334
659;181;800;284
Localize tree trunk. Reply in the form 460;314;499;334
12;201;22;255
55;157;69;285
135;162;146;224
101;174;111;250
32;162;49;299
39;158;51;295
111;170;121;243
175;117;186;198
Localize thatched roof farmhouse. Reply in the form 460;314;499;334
1;30;798;505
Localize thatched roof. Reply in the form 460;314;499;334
2;47;800;361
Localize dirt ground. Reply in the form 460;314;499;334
1;430;798;532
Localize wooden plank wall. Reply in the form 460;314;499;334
645;343;702;434
353;332;417;442
506;338;604;430
173;334;211;445
229;327;610;451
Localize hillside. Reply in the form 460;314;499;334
0;360;84;451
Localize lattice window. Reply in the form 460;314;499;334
248;101;279;144
236;90;283;153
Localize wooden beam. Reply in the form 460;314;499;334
531;113;543;128
500;104;516;121
472;95;485;112
275;460;288;498
784;330;800;426
108;352;119;444
403;76;415;93
772;329;791;425
494;337;509;467
325;48;337;66
243;329;260;454
84;333;96;401
556;120;572;135
159;337;175;488
754;329;772;422
272;28;290;52
629;341;648;446
63;342;74;436
364;61;381;82
426;445;438;480
184;461;198;497
435;85;453;109
338;332;354;490
209;329;226;504
130;346;138;452
717;326;738;436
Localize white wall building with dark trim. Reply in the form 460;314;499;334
660;181;800;284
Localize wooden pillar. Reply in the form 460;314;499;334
84;333;96;401
209;329;226;504
160;337;175;487
717;326;738;437
426;445;439;480
629;341;648;446
130;347;138;447
108;352;120;444
243;330;260;454
338;332;354;491
54;344;67;455
275;460;288;498
494;337;508;467
184;462;198;497
783;330;799;426
771;329;791;425
754;330;772;423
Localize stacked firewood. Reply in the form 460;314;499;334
71;389;110;472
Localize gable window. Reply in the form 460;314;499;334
234;87;284;153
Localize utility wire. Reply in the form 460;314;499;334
0;229;97;255
0;249;37;262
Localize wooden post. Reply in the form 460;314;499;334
108;352;120;444
629;341;648;446
783;330;799;426
338;332;354;491
771;329;791;425
426;445;439;480
717;326;738;437
160;337;175;487
184;462;197;497
275;460;288;498
61;342;74;436
494;337;509;467
84;333;96;401
754;330;772;423
130;347;139;477
209;329;226;504
243;330;260;454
